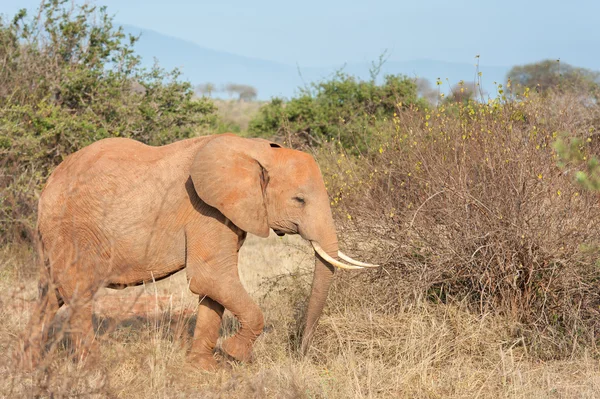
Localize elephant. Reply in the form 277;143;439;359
20;133;378;370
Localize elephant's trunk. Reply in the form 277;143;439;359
299;239;337;355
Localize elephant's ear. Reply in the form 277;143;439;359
190;135;272;237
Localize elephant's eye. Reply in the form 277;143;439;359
293;196;305;205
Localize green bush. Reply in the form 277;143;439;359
249;72;429;151
0;1;216;243
554;134;600;191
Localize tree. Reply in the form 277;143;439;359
507;60;600;97
444;81;479;104
224;83;258;101
238;85;258;102
196;82;216;97
416;78;439;105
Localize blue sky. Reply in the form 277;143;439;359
1;0;598;69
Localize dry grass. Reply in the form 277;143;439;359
1;234;599;398
213;99;264;133
318;91;600;357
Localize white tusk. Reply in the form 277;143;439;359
311;242;364;270
338;250;380;268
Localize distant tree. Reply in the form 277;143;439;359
223;83;235;98
224;83;258;101
196;82;216;97
238;85;258;101
416;78;438;104
507;60;600;97
444;81;479;104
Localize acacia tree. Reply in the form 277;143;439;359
196;82;216;97
224;83;258;101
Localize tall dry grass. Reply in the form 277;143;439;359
2;234;600;398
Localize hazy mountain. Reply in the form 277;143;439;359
124;25;510;100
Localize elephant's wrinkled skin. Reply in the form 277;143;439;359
19;133;375;370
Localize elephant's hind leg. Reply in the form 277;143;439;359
65;299;97;363
18;283;62;370
188;296;224;370
55;259;101;364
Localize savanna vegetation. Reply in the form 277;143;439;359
2;1;600;397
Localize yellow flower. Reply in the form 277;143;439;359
538;174;543;179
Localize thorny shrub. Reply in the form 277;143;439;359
316;89;600;359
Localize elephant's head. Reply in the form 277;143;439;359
190;134;378;353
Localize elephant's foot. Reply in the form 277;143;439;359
187;352;220;371
221;336;254;362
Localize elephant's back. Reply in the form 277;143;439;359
40;137;208;206
36;136;208;248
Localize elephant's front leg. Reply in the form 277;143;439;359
187;259;264;364
185;220;263;365
188;296;224;370
215;275;265;362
